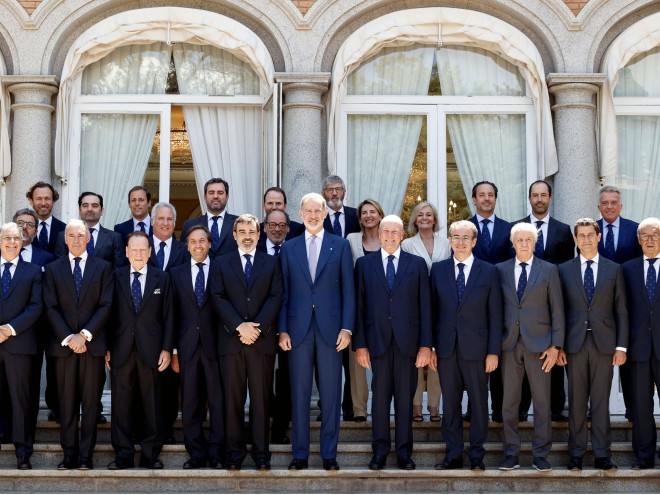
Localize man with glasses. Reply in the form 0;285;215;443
260;187;303;241
13;209;54;268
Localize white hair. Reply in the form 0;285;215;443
449;220;478;238
379;215;404;230
510;222;539;244
151;201;177;222
300;192;327;210
65;219;90;236
638;217;660;235
0;222;20;237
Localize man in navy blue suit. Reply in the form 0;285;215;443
431;220;502;471
113;186;153;243
27;182;66;255
354;215;431;471
14;209;54;267
278;192;355;471
622;217;660;470
260;187;304;241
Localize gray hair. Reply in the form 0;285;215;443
449;220;478;238
322;175;346;192
151;201;177;223
300;192;327;210
233;213;259;232
65;219;90;237
599;185;621;196
264;209;290;224
407;201;440;235
638;217;660;235
379;215;404;230
510;222;538;244
13;208;38;224
0;222;20;237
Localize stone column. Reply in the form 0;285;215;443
547;74;606;224
276;72;330;215
3;76;59;219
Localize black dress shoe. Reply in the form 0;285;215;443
518;412;528;422
255;459;271;470
462;412;471;422
227;461;242;471
470;458;485;471
209;458;225;469
17;456;32;470
47;411;59;422
271;435;290;445
551;412;569;422
183;457;207;469
397;456;416;470
78;458;93;470
165;435;176;445
594;457;617;470
343;411;355;421
316;414;322;421
435;457;462;470
625;409;633;422
58;456;78;470
139;458;164;469
107;458;134;470
289;458;308;470
491;412;503;423
96;413;107;425
632;457;654;470
568;456;583;471
354;415;367;422
323;458;340;470
369;454;387;470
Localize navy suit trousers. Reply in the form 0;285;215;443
631;349;660;460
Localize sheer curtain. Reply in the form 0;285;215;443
80;42;172;227
437;46;527;220
346;46;435;215
173;43;262;217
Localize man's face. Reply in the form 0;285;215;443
29;187;54;219
126;236;151;271
597;191;623;225
233;221;259;254
379;221;404;254
187;229;210;263
513;230;535;262
529;182;552;217
205;183;228;215
264;211;289;245
449;226;477;261
264;191;286;214
322;182;345;210
129;189;151;220
574;225;601;259
472;184;497;216
0;227;21;262
152;206;175;241
638;223;660;259
65;224;91;258
79;194;103;226
16;214;37;246
300;199;328;234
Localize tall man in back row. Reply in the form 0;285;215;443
114;186;153;243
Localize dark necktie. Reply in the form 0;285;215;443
194;262;205;308
647;258;657;305
2;262;12;299
481;219;492;251
386;254;396;290
517;262;527;302
584;259;595;305
605;224;615;260
73;257;83;299
456;262;466;303
157;241;166;270
534;220;545;258
19;247;25;262
211;216;220;251
244;254;252;285
138;221;146;233
38;221;48;250
273;245;280;258
87;227;95;256
131;272;142;313
333;211;342;237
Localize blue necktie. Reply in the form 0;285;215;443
157;241;166;270
584;259;595;305
456;262;466;303
194;262;205;308
2;262;12;299
534;220;545;258
73;257;83;299
481;219;492;251
386;254;395;290
647;258;657;305
87;228;95;256
517;262;527;302
131;272;142;313
605;224;615;260
273;245;280;258
244;254;253;285
38;221;48;251
138;221;146;233
333;211;342;237
211;216;220;251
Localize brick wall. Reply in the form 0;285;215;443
18;0;42;15
290;0;318;15
563;0;591;14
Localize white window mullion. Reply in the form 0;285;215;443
158;108;171;204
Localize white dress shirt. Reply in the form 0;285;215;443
206;212;225;233
61;252;93;346
454;254;475;283
20;244;32;263
239;247;257;271
88;222;101;246
327;206;346;236
153;236;173;269
602;216;620;251
0;256;18;336
305;229;324;260
36;215;53;242
381;247;401;274
190;256;210;289
514;255;534;285
531;213;549;249
130;264;148;297
643;255;658;281
133;215;151;232
476;213;496;237
579;253;599;287
266;238;283;256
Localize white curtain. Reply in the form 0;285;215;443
79;42;172;227
438;46;527;220
347;46;434;215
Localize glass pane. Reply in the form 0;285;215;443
615;45;660;97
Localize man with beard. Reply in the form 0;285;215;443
259;187;304;241
13;209;54;267
114;186;154;243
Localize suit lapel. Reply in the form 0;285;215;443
544;218;559;258
139;269;159;312
520;257;542;303
570;257;588;305
119;267;134;307
217;214;232;249
314;235;334;281
293;236;313;286
504;259;517;298
230;251;248;289
79;257;97;304
5;261;26;300
94;228;109;256
591;258;608;305
248;251;265;289
445;261;459;307
391;251;409;293
459;259;481;308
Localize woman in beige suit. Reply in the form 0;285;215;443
401;201;451;422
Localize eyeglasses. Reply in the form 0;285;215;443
450;235;473;243
324;187;344;194
266;222;288;230
1;236;21;243
640;233;660;241
15;220;36;229
600;201;619;207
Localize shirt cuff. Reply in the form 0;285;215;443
615;347;627;353
81;329;92;342
7;324;15;337
61;334;75;346
343;329;352;335
173;349;178;355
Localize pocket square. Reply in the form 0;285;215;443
153;288;161;295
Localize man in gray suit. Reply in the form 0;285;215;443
497;222;564;472
557;218;628;471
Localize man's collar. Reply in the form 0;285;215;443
153;235;173;247
515;256;533;266
0;256;17;265
134;215;150;227
207;211;225;220
454;254;474;267
531;213;549;223
68;251;89;263
328;206;345;215
190;256;210;267
580;253;599;264
239;247;256;257
381;247;401;260
131;264;148;276
476;213;496;223
605;216;621;228
266;238;283;250
305;229;325;241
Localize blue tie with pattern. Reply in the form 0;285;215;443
138;221;146;233
244;254;252;285
194;262;205;308
87;228;95;256
2;262;11;299
605;224;615;260
584;259;595;305
647;258;657;305
456;262;466;303
38;221;48;251
211;216;220;251
517;262;527;302
534;220;545;258
481;219;492;251
73;257;83;299
386;254;396;290
273;245;280;258
333;211;342;237
157;241;166;270
131;272;142;313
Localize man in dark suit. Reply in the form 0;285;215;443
43;220;113;471
106;231;174;470
170;225;224;469
622;217;660;470
558;218;628;471
27;181;66;255
180;178;238;259
14;209;54;267
0;222;43;469
278;192;355;471
260;187;304;240
212;214;283;470
113;186;153;243
497;222;564;472
354;215;431;471
431;220;502;471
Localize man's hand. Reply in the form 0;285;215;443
485;354;498;373
556;349;567;366
429;351;438;371
237;322;260;345
336;330;351;352
105;350;111;370
612;350;627;366
540;346;559;372
68;333;87;353
158;350;171;372
279;332;291;351
415;347;431;368
0;325;12;343
172;354;180;373
356;348;371;369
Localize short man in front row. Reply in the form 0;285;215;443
558;218;628;471
497;223;564;472
431;220;502;471
44;220;113;470
212;214;283;470
354;215;431;471
106;231;173;470
278;192;355;471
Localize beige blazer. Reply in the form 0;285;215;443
401;232;451;274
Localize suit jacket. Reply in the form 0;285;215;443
43;256;114;358
114;218;153;244
516;215;575;265
278;232;356;347
32;216;66;254
109;266;174;369
0;260;43;355
180;213;238;259
29;246;54;267
55;225;127;268
170;262;217;362
469;215;514;265
148;236;190;272
597;217;642;265
622;257;660;362
497;257;565;353
354;250;432;358
431;257;503;361
558;256;628;354
211;250;283;355
323;206;360;238
259;220;304;245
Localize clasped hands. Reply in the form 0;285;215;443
237;322;261;345
0;325;12;344
67;333;87;353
